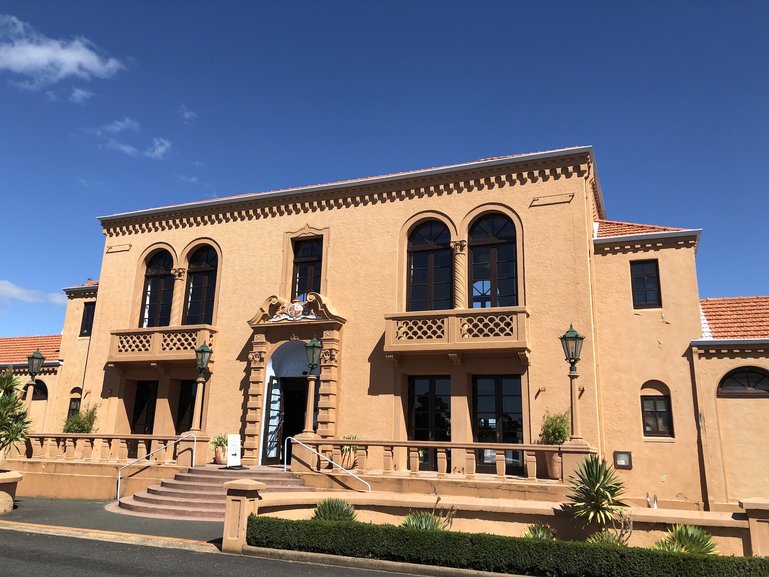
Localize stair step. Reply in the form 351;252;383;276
147;486;227;501
132;492;224;510
175;473;305;485
118;496;224;521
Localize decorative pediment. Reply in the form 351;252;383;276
248;292;346;327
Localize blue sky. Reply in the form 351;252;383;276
0;1;767;337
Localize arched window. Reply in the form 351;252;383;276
140;250;174;328
183;245;218;325
407;220;452;311
469;213;517;308
718;367;769;397
640;381;673;437
32;380;48;401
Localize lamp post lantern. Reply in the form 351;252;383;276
190;343;212;432
25;349;45;410
559;325;586;442
301;337;323;436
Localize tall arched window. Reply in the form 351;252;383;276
718;367;769;397
140;250;174;328
469;213;517;308
407;220;453;311
32;380;48;401
183;245;218;325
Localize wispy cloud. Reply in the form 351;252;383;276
178;103;197;123
0;14;124;89
105;139;138;156
96;116;139;136
175;174;199;184
104;135;172;160
69;86;93;103
0;280;66;305
144;137;172;159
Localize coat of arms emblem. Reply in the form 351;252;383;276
287;298;304;320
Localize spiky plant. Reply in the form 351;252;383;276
653;524;718;555
586;530;627;547
0;369;31;458
311;498;357;522
401;511;444;531
565;454;627;527
522;524;556;540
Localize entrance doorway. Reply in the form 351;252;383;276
408;375;451;471
175;380;197;434
472;375;523;475
262;377;308;465
131;380;158;435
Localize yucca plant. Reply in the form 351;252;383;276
522;524;556;540
565;454;626;527
653;524;718;555
0;369;31;459
312;498;357;522
400;511;444;531
586;530;627;546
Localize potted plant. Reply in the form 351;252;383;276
0;369;31;512
540;411;569;479
340;434;358;470
210;434;228;465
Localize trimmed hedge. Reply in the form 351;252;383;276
247;515;769;577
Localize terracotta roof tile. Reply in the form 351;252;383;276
700;297;769;340
0;335;62;365
65;278;99;289
595;219;686;238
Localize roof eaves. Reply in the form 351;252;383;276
594;229;702;246
691;338;769;347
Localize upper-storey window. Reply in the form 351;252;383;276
292;238;322;301
469;214;518;308
183;245;218;325
140;250;174;328
407;220;452;311
79;301;95;337
631;260;661;308
718;367;769;398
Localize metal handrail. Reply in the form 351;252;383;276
283;436;371;493
116;433;196;500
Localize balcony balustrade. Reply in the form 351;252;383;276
384;307;528;354
107;325;216;364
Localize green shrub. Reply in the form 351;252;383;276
566;454;627;527
209;434;228;449
246;515;769;577
586;530;627;547
401;511;443;531
63;405;98;433
312;498;356;522
522;524;555;540
540;411;570;445
653;525;718;556
0;369;30;454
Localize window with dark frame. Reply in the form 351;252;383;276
79;301;95;337
68;397;81;418
631;260;661;308
292;238;322;301
182;245;218;325
641;395;673;437
32;380;48;401
469;214;518;308
717;367;769;397
408;375;451;471
139;250;174;328
407;220;453;311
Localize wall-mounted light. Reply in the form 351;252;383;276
613;451;633;470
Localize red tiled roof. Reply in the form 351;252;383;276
65;278;99;289
0;335;62;365
700;297;769;340
595;219;686;238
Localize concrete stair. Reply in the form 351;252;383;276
118;465;311;520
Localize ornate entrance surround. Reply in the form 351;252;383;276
243;293;345;464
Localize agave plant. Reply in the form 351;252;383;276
311;498;357;522
400;511;444;531
0;369;31;459
522;524;556;540
586;530;627;546
565;454;626;527
653;524;718;555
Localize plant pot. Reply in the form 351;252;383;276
0;470;22;514
214;446;227;465
340;451;357;471
545;452;562;480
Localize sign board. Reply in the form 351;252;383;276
226;434;242;468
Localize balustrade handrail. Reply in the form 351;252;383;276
26;433;186;441
284;436;371;493
296;438;594;454
110;324;217;335
385;306;528;320
116;433;196;500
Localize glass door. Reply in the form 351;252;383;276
175;380;197;434
408;376;451;471
262;377;284;465
131;380;158;435
473;375;523;475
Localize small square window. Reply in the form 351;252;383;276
630;260;662;309
641;395;674;437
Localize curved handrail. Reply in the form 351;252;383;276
283;436;371;493
116;433;196;501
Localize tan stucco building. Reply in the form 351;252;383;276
5;146;768;512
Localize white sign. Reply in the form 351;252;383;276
226;434;242;468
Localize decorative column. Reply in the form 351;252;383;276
316;329;341;438
242;331;267;464
450;240;467;309
170;268;187;325
190;373;206;432
301;374;318;435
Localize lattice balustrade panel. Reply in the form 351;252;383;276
161;331;198;351
395;318;445;340
460;314;516;338
116;333;152;353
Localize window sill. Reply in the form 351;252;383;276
642;436;675;443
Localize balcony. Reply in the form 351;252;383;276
384;307;528;354
107;325;216;364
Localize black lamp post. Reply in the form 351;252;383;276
25;349;45;409
190;343;212;432
559;325;586;442
301;337;323;435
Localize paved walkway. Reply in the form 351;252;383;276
1;497;223;543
